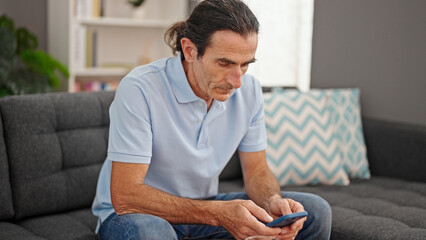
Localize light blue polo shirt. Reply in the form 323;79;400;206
92;55;266;231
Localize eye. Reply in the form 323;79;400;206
241;63;251;71
219;62;230;67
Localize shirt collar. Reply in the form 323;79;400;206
166;54;199;103
166;53;239;104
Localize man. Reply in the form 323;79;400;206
92;0;331;239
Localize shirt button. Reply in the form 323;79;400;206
198;102;203;107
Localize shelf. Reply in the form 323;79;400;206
78;17;174;29
74;67;131;77
48;0;187;92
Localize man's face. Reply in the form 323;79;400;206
189;30;258;102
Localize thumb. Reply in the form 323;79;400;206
246;202;273;223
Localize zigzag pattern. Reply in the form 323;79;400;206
326;89;370;179
264;91;350;186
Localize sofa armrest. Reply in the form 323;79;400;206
362;118;426;182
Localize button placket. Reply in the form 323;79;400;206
195;100;207;148
196;101;226;149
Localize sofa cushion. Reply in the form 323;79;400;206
0;222;46;240
0;114;14;220
0;91;115;219
17;208;98;240
263;90;350;186
326;88;370;179
285;177;426;239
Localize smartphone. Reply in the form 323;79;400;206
266;211;308;228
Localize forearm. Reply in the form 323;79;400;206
244;167;282;211
111;161;282;239
112;183;222;226
111;161;223;225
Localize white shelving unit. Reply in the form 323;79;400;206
78;17;173;28
48;0;188;92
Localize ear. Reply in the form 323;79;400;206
180;38;197;63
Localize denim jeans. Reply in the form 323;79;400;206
99;191;331;240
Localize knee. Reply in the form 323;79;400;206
282;192;332;239
115;214;177;240
132;214;176;240
305;194;332;225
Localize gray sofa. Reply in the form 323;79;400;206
0;91;425;240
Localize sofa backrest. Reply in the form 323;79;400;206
219;151;242;181
363;118;426;183
0;91;115;220
0;114;14;220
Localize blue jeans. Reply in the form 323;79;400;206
99;192;331;240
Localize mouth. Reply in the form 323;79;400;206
218;84;234;92
218;88;234;94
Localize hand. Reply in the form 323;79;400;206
217;199;281;240
265;195;307;240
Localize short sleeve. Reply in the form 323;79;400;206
107;76;153;163
237;78;267;152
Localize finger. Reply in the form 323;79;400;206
294;203;305;213
289;216;306;231
257;225;282;238
252;216;282;236
278;228;300;239
246;201;274;223
279;226;292;235
276;199;292;216
289;200;305;213
279;232;298;240
242;202;281;237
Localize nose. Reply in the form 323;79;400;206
226;67;243;89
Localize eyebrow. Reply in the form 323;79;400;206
217;57;257;65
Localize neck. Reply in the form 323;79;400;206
182;59;213;110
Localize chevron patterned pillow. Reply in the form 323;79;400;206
264;90;350;186
326;88;371;179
